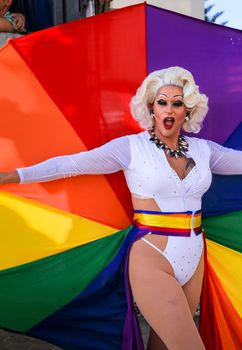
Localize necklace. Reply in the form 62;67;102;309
149;127;188;158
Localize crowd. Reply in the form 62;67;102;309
0;0;112;47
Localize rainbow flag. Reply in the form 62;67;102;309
0;192;146;349
0;4;241;349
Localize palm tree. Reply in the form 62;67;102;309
204;0;228;26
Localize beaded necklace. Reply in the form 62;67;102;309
149;127;188;158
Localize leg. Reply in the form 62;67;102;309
182;251;204;316
129;239;206;350
146;250;204;350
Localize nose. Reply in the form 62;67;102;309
165;102;173;114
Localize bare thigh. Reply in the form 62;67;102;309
146;250;204;350
129;238;205;350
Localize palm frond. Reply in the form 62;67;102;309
210;11;225;23
205;4;215;15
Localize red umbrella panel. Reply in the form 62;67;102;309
0;4;241;350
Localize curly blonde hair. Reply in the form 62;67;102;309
130;66;209;133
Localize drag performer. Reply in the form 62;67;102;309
1;66;242;350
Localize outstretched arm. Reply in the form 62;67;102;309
208;140;242;174
1;136;130;185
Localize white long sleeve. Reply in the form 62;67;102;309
17;136;131;184
16;134;242;185
207;140;242;175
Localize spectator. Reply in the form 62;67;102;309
0;0;26;33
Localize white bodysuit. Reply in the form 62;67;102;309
17;131;242;285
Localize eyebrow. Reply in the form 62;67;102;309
156;94;183;99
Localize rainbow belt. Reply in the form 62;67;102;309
133;210;202;236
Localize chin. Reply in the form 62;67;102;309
161;128;178;138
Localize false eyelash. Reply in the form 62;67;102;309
157;100;167;105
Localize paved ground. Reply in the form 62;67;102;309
0;315;199;349
0;330;62;350
0;317;149;350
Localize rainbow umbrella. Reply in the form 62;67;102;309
0;4;241;349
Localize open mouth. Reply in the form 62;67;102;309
163;117;175;130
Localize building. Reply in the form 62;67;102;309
110;0;204;20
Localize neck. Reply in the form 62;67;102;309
153;129;180;150
149;128;188;158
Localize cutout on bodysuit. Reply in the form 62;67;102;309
184;157;196;177
131;194;161;212
131;194;172;270
142;233;169;253
166;156;196;181
132;193;168;260
139;233;175;279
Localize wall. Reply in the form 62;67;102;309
110;0;204;20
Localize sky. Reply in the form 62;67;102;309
205;0;242;30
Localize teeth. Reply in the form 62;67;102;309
164;117;175;126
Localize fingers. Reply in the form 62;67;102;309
12;13;25;31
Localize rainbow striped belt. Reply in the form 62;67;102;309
133;210;202;236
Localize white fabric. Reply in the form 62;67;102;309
124;132;211;212
17;136;130;182
141;232;204;286
17;131;242;213
17;131;242;286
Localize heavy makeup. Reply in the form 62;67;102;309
152;85;187;150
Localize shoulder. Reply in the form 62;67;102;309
97;132;146;150
185;136;211;147
126;131;148;143
185;136;212;156
106;134;129;147
186;137;224;150
98;134;131;154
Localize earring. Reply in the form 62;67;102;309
185;112;190;122
150;109;155;118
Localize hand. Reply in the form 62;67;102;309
12;13;25;32
0;171;20;184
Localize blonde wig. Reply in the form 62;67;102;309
130;66;209;133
